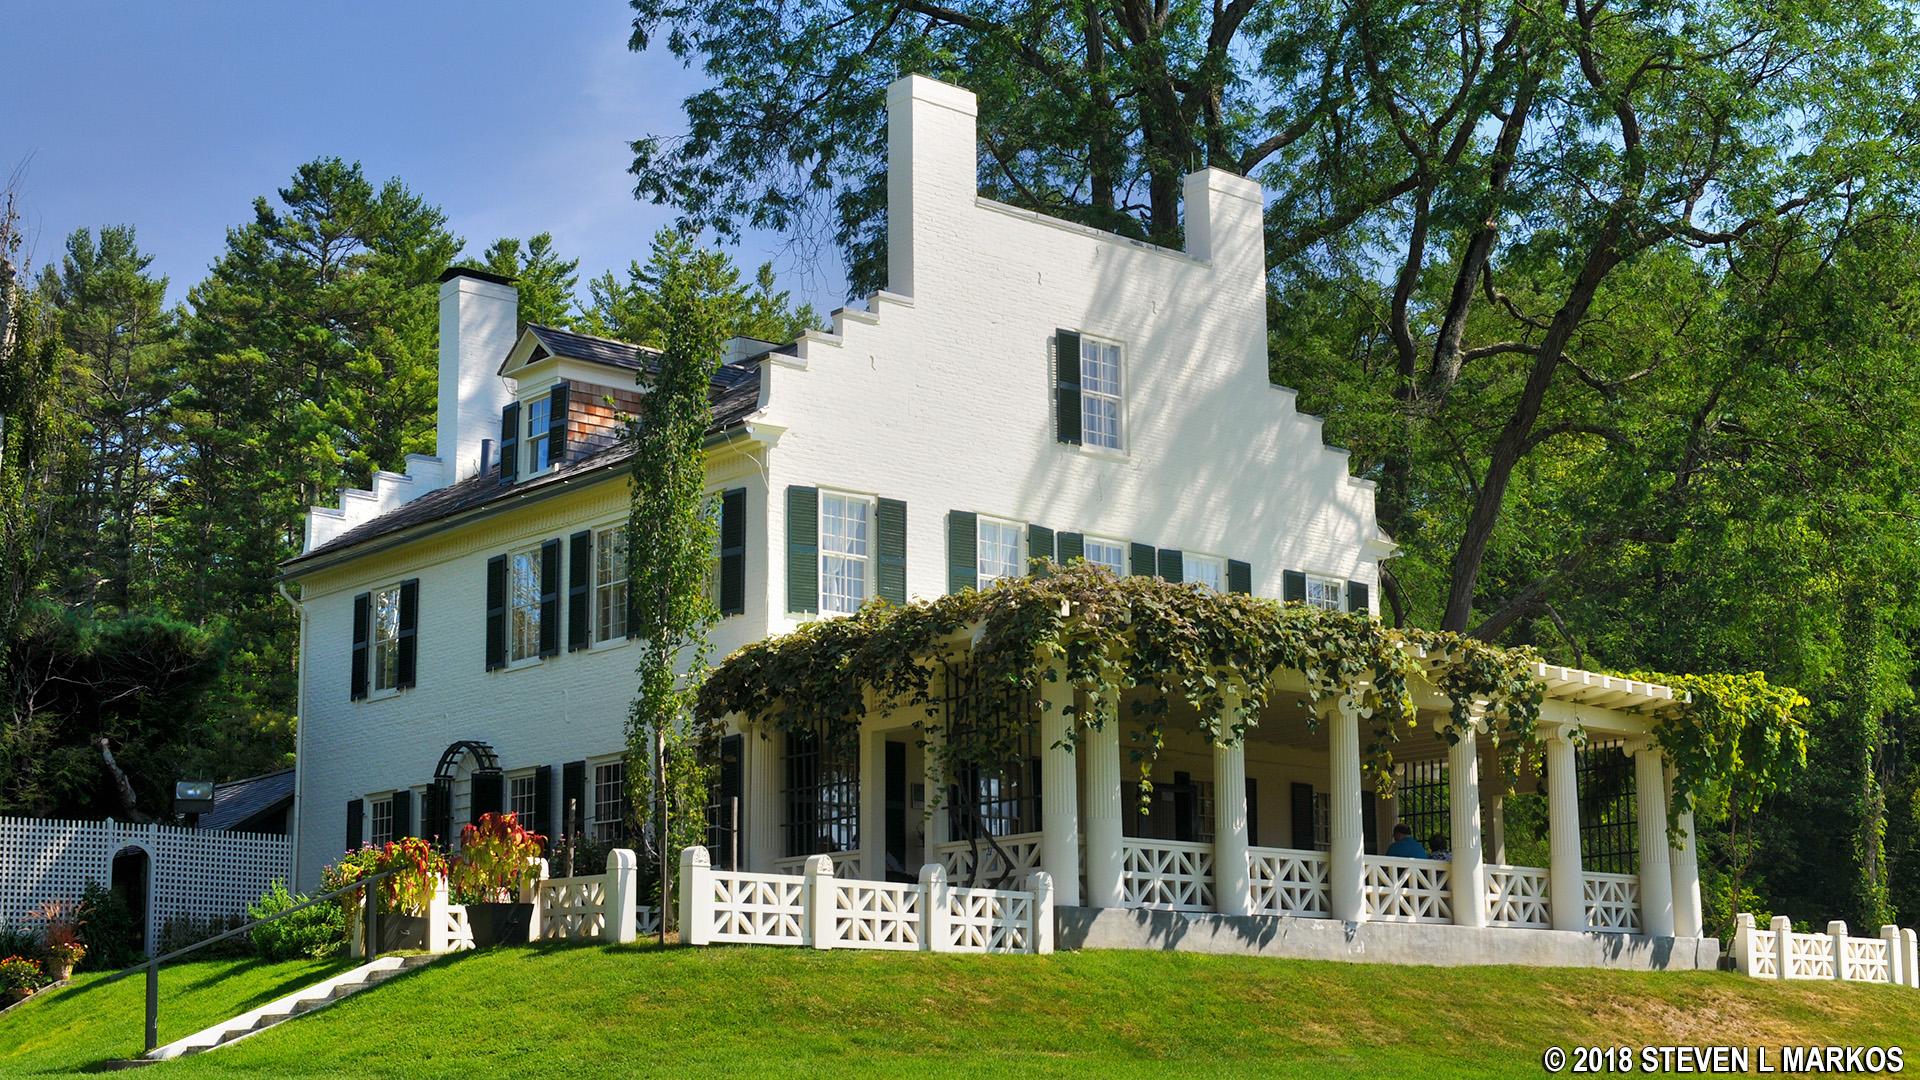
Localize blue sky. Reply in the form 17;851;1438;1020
1;1;849;312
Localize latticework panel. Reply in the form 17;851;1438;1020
1247;847;1330;917
1485;864;1550;928
1363;856;1453;923
1121;840;1215;911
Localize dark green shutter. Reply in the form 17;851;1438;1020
561;760;587;838
396;579;419;688
947;511;978;593
1157;548;1184;582
1245;778;1258;847
719;488;748;616
423;782;447;847
1363;792;1379;855
547;381;570;464
485;555;507;670
876;497;907;604
472;771;504;826
1283;570;1307;604
533;764;554;838
350;592;370;700
538;538;561;657
346;798;363;851
1056;532;1084;565
1347;580;1370;615
786;486;819;613
1290;783;1315;850
568;530;592;650
499;401;520;482
1227;560;1252;595
1054;330;1082;444
1027;524;1055;574
1130;542;1156;578
391;789;413;839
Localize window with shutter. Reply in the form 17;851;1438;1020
370;796;394;845
346;798;364;851
396;579;419;688
568;530;592;651
1026;524;1054;572
349;592;370;700
1227;560;1252;595
391;789;413;840
819;491;874;614
546;381;570;465
1282;570;1307;604
875;497;906;605
485;555;508;671
366;583;405;695
1182;552;1224;591
1347;579;1371;615
595;526;630;640
1081;536;1126;576
1053;330;1082;444
1305;575;1344;612
498;402;520;483
1077;336;1125;451
505;546;543;664
720;488;749;615
1156;548;1184;582
1055;531;1084;565
561;760;587;839
947;511;978;593
976;516;1023;583
538;539;561;656
1129;542;1156;578
786;486;819;613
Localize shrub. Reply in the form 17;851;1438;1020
247;881;345;960
449;813;545;905
32;901;86;969
74;883;139;971
0;925;39;959
156;912;251;958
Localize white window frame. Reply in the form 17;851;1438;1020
508;544;543;666
591;757;627;842
369;795;394;846
1183;552;1226;592
508;769;539;833
525;395;553;475
818;490;874;616
1078;335;1126;452
1305;574;1345;613
976;515;1025;584
1082;536;1129;577
594;525;630;645
368;582;405;698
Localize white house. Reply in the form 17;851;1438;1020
282;75;1715;969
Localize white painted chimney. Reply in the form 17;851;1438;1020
885;75;979;300
436;267;518;484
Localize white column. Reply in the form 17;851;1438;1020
1902;928;1919;988
805;854;834;949
1546;726;1586;932
679;846;712;946
1328;700;1367;923
1447;723;1488;928
606;848;639;944
1771;915;1793;981
1039;668;1082;906
746;724;782;872
1028;870;1057;955
922;722;948;868
1827;920;1849;981
858;726;884;880
1083;694;1125;908
1633;745;1676;938
1881;925;1903;986
1666;769;1703;938
1212;724;1252;916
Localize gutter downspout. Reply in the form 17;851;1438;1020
276;579;309;889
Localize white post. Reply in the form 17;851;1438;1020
921;863;952;953
1487;793;1507;865
606;848;638;944
523;857;550;944
858;725;884;880
1633;745;1675;938
747;725;782;872
922;723;948;868
680;846;712;946
1732;913;1756;975
1083;692;1125;908
1665;769;1703;939
1212;720;1252;916
1828;920;1849;981
1328;700;1367;923
1881;925;1902;986
1902;928;1919;988
1028;870;1056;955
427;878;451;954
1038;664;1082;906
805;853;835;950
1545;727;1586;932
1771;915;1793;981
1447;721;1488;929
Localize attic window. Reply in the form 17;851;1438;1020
526;398;552;474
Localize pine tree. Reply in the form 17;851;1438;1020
470;233;580;331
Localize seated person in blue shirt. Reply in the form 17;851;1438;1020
1385;822;1428;859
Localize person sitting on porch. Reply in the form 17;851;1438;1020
1386;823;1428;859
1427;833;1451;860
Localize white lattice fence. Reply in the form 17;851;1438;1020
1843;936;1890;983
944;882;1035;952
936;833;1042;886
1735;915;1918;988
1484;864;1550;929
532;849;640;944
1121;840;1214;912
707;870;809;944
831;879;923;950
1783;930;1835;979
0;817;290;947
1582;872;1641;934
1362;856;1453;923
1247;847;1329;917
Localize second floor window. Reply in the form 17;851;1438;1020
370;585;402;693
526;397;553;474
819;492;872;615
1306;575;1344;612
510;546;542;663
595;526;629;641
1080;338;1124;450
977;517;1023;583
1184;553;1225;592
1082;537;1128;576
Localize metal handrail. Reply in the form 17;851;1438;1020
80;867;403;1055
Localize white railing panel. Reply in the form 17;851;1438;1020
1784;931;1835;979
537;876;609;941
1747;926;1780;977
936;832;1042;886
946;884;1034;953
1247;847;1330;917
1582;872;1641;934
831;879;922;950
1121;839;1215;912
708;870;809;945
1844;937;1890;983
1485;864;1550;929
1363;855;1453;923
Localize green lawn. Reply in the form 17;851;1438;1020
3;945;1915;1078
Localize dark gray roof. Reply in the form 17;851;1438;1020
199;769;295;832
282;362;763;573
523;324;657;371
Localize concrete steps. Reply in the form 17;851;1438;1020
139;954;436;1062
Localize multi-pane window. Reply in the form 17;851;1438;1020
370;585;402;693
370;797;393;845
819;492;872;615
976;517;1023;583
1080;338;1124;450
782;726;859;858
592;760;627;842
1306;575;1344;612
1184;553;1225;592
1312;792;1332;851
525;397;553;474
595;526;629;641
510;773;538;834
1082;537;1128;577
509;546;542;662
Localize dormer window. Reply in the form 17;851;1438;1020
498;383;569;484
526;397;553;474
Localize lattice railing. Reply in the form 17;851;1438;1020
1362;855;1452;923
1582;872;1640;934
936;832;1042;886
1484;864;1550;929
708;870;809;944
442;904;475;952
1121;839;1215;912
1843;937;1890;983
1741;920;1780;977
831;879;923;950
1735;914;1918;988
537;876;610;941
1247;846;1330;917
1784;931;1836;979
945;884;1034;952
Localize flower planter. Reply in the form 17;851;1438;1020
465;902;533;948
46;960;73;982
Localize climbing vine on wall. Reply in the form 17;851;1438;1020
1637;670;1811;825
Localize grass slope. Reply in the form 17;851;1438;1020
4;945;1916;1078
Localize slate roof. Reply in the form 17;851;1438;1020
282;359;764;573
199;769;295;832
519;324;656;372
